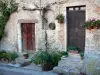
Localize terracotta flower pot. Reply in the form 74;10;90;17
68;50;78;54
81;58;84;60
42;63;53;71
1;58;9;63
58;20;63;24
93;25;98;29
23;54;29;59
87;26;93;30
87;25;99;30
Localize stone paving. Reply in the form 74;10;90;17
0;63;58;75
0;54;57;75
0;53;84;75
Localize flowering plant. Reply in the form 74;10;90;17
56;14;64;23
83;18;100;30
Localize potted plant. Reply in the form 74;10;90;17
32;51;53;71
0;51;6;61
80;52;84;60
67;46;79;54
23;53;29;59
0;51;18;63
83;18;100;30
60;51;68;57
32;50;64;71
56;14;64;24
0;51;8;63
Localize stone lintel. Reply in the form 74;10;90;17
18;19;38;23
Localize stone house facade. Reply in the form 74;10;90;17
0;0;100;52
0;0;100;74
0;0;100;53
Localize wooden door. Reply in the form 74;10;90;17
67;6;85;51
21;23;35;52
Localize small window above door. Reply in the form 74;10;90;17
67;5;86;11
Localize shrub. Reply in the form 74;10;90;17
50;51;62;67
32;51;51;65
80;52;84;59
0;50;6;60
67;46;78;51
60;51;68;57
31;50;67;68
0;0;18;40
0;51;18;61
10;52;19;61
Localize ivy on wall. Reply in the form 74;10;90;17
0;0;18;40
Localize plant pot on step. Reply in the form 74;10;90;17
67;46;79;54
80;52;84;60
81;58;84;60
68;50;78;54
23;54;29;59
42;63;53;71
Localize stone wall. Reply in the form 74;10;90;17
54;0;100;50
0;0;45;52
0;0;57;52
0;9;44;52
83;30;100;75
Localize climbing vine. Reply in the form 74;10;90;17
0;0;18;40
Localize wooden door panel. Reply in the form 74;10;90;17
21;23;35;52
67;7;85;51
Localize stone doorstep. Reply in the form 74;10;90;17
18;52;34;57
53;53;83;75
53;67;80;75
53;63;83;75
58;60;83;67
15;53;34;64
15;57;31;64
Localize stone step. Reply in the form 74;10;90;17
53;66;80;75
15;55;32;64
53;53;83;75
15;53;34;67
